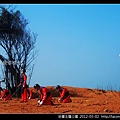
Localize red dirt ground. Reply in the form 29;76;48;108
0;86;120;114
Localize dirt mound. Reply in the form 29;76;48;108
0;86;120;114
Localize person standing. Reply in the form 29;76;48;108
18;69;27;102
34;84;54;106
55;85;72;103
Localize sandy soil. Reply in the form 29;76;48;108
0;86;120;114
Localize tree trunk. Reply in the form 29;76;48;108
5;66;8;89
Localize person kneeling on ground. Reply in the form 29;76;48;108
34;84;54;106
0;87;11;101
55;85;72;103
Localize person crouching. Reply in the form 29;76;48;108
34;84;54;106
0;87;11;101
55;85;72;103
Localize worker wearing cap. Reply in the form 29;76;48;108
18;69;27;102
55;85;72;103
0;87;11;101
34;84;54;106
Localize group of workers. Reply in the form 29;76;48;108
0;69;72;106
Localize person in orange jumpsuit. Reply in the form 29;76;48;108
34;84;54;106
0;87;11;101
18;69;27;102
55;85;72;103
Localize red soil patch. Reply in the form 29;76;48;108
0;86;120;114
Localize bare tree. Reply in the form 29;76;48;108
0;5;38;97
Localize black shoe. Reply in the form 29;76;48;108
70;99;72;102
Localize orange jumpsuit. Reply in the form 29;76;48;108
39;87;52;105
20;73;27;102
59;88;71;103
0;89;11;101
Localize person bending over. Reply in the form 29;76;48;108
0;87;11;101
34;84;54;106
55;85;72;103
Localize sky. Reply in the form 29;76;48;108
1;4;120;91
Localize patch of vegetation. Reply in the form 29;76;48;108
96;84;120;92
98;89;106;93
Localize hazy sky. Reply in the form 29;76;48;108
1;4;120;90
